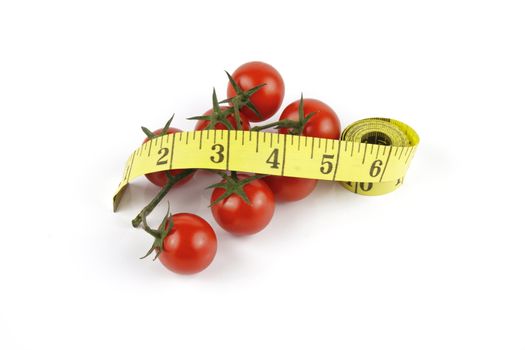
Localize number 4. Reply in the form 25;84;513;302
266;149;280;169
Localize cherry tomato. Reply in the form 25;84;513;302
142;128;194;187
211;176;275;235
194;106;250;131
227;61;285;122
158;213;217;274
262;176;317;202
279;98;341;139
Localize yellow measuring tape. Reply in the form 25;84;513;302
113;118;419;211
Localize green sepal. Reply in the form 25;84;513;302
231;102;242;131
250;93;317;135
245;83;266;95
208;172;267;208
225;71;243;95
212;88;221;114
161;114;174;135
187;115;210;121
141;114;175;140
140;205;173;261
220;71;265;120
141;126;156;139
244;101;262;120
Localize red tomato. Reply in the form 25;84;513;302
278;98;341;139
211;176;275;235
158;213;217;274
262;176;317;202
227;61;285;122
142;128;194;187
194;106;250;131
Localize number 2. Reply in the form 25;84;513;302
157;147;169;165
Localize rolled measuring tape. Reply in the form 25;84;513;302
113;117;419;211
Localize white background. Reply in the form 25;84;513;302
1;1;524;349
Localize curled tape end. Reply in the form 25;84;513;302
113;184;128;212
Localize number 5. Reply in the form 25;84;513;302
320;154;334;174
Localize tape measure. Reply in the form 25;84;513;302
113;117;419;211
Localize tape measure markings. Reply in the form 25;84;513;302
362;143;367;164
113;118;419;211
332;139;342;181
379;147;392;183
169;133;175;170
225;129;230;170
280;134;286;176
127;151;135;183
405;148;413;164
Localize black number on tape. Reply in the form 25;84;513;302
369;159;383;177
346;182;373;192
266;149;280;169
210;144;225;163
320;154;335;174
360;182;373;191
157;147;169;165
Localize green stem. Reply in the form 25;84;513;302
232;101;242;130
251;121;287;131
140;211;160;239
131;169;195;228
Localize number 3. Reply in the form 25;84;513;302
210;144;225;163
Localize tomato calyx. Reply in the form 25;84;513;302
251;94;316;135
142;114;175;139
140;205;174;260
188;88;236;130
207;171;266;207
221;71;266;122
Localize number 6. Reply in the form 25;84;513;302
369;159;383;177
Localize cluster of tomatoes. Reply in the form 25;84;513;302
133;61;341;274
